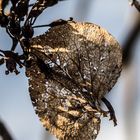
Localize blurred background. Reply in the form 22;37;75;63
0;0;140;140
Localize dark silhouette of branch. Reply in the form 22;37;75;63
131;0;140;12
122;14;140;66
74;0;93;20
0;120;13;140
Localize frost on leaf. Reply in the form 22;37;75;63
26;21;122;140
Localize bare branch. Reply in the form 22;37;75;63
0;120;13;140
122;15;140;65
131;0;140;12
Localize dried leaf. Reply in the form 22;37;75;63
26;21;122;140
0;0;9;13
26;0;66;24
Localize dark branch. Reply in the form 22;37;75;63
131;0;140;12
0;120;13;140
122;15;140;66
32;18;73;28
